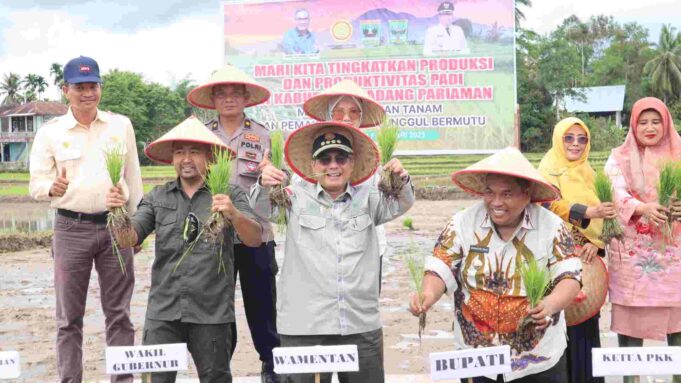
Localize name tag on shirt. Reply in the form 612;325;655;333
469;245;489;254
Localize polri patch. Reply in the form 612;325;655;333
469;245;489;254
246;161;258;172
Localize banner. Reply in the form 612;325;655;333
223;0;516;154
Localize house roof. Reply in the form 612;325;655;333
563;85;626;113
0;101;68;117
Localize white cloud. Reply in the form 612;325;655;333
0;8;222;99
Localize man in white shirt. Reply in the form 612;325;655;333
423;1;468;56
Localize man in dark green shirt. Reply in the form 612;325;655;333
106;116;262;383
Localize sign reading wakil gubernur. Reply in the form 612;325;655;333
105;343;188;374
592;347;681;377
430;345;511;380
273;345;359;374
223;0;516;155
0;351;21;379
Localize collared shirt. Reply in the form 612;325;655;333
426;202;581;381
252;178;415;336
131;179;257;324
282;28;318;55
29;108;143;214
423;24;468;56
208;117;273;243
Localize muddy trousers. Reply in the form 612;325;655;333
143;319;234;383
53;214;135;383
618;333;681;383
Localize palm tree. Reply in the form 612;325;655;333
50;63;64;87
23;74;48;101
515;0;532;27
644;24;681;104
0;73;23;105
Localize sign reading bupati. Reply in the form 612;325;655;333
429;345;511;380
105;344;188;375
592;347;681;377
0;351;21;379
273;345;359;374
223;0;516;155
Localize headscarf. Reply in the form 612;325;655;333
326;95;363;125
611;97;681;202
538;117;604;248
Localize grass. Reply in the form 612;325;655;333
269;130;288;233
403;240;427;343
103;143;129;275
402;217;414;230
518;257;551;308
657;162;681;249
594;170;625;250
377;122;399;165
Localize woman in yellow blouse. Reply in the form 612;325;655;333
538;117;616;383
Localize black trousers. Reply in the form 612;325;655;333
142;318;233;383
278;328;384;383
231;241;280;368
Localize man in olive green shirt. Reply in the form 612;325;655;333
107;117;262;383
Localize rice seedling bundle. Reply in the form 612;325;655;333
657;162;681;249
594;170;625;251
103;143;130;274
518;257;551;308
267;130;290;233
377;121;404;198
404;244;427;344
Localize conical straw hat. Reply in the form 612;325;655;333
144;116;234;164
565;256;608;326
187;64;270;109
303;79;386;128
451;147;559;203
285;121;379;186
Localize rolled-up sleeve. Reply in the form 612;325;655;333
29;127;56;201
425;216;464;294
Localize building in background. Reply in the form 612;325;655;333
563;85;626;127
0;101;67;169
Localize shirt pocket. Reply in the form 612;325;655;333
346;213;373;252
153;202;179;251
54;148;82;179
236;145;263;179
297;213;326;250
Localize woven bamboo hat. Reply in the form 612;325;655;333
187;64;270;109
565;256;608;326
451;147;559;203
144;116;234;164
303;79;386;128
285;121;379;186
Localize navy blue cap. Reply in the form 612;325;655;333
312;132;353;158
63;56;101;84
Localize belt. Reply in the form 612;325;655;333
57;209;109;224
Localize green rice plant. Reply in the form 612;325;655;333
518;257;551;308
594;170;625;252
403;241;427;343
657;162;681;250
377;121;404;198
402;217;414;230
268;130;290;233
103;143;130;274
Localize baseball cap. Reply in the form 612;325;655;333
63;56;102;84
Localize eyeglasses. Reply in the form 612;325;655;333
563;135;588;145
212;91;245;100
315;153;351;166
331;108;361;121
183;213;199;244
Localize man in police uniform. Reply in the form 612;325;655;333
423;1;468;56
187;65;280;383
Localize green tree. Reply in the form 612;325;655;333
23;74;48;101
172;77;196;117
50;63;64;87
537;35;582;119
643;24;681;104
0;73;23;105
515;0;532;26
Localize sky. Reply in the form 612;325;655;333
1;0;680;101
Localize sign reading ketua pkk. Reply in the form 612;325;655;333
105;343;188;374
593;347;681;377
273;345;359;374
0;351;21;379
429;345;511;380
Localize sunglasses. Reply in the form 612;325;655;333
315;153;351;166
563;135;588;145
183;212;199;244
331;108;361;121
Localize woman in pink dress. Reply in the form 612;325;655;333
605;97;681;383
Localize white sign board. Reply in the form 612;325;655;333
106;343;188;375
273;345;359;374
593;347;681;377
0;351;20;379
430;345;511;381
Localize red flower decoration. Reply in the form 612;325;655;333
629;250;635;257
635;221;652;235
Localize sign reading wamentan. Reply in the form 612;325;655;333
223;0;516;155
